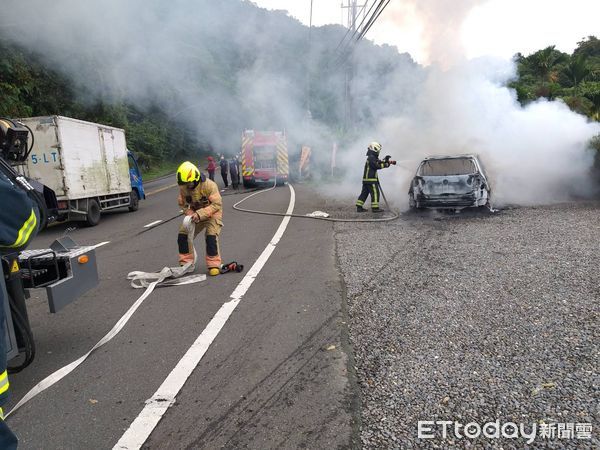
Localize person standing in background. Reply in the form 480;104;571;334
229;155;239;190
206;156;216;181
219;155;229;188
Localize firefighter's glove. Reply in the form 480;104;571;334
184;208;196;217
389;160;397;165
192;212;202;223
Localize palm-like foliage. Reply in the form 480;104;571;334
525;46;567;86
579;82;600;120
563;55;591;90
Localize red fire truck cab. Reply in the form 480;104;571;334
241;130;289;188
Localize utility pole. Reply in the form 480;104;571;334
340;0;362;132
306;0;313;119
302;0;314;182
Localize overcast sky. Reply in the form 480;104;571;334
251;0;599;64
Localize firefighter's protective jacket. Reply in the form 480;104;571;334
177;178;222;221
0;174;38;251
0;172;38;440
362;149;390;184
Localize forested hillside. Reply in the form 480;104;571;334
0;0;597;172
511;36;600;120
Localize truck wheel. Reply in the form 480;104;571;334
85;199;101;227
128;190;140;212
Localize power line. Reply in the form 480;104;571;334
335;0;392;131
356;0;391;41
333;0;384;64
338;0;380;53
333;0;391;68
334;1;371;54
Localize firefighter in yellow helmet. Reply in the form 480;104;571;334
176;161;223;276
356;141;395;212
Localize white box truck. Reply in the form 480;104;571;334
16;116;145;226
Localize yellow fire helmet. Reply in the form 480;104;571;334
176;161;202;185
368;142;382;154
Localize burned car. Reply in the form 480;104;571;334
408;155;491;210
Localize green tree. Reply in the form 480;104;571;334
561;55;591;90
573;36;600;59
523;46;568;98
579;81;600;120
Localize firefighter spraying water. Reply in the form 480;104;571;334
356;142;396;213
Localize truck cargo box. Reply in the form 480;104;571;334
18;116;130;199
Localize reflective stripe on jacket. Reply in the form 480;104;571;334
0;371;8;398
0;175;38;249
362;149;389;184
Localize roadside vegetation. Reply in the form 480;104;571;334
1;36;598;175
510;36;600;120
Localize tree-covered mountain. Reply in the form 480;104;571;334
0;0;597;171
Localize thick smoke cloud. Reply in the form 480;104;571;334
382;0;482;67
0;0;339;151
0;0;598;208
337;0;600;207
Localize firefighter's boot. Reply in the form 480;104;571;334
356;206;367;212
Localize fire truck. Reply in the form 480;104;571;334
241;130;289;187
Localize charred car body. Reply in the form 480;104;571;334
408;155;491;210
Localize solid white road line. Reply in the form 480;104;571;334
114;184;296;450
143;220;163;228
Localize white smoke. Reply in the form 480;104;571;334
335;0;600;208
0;0;597;208
0;0;322;151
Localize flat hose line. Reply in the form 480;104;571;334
6;217;205;418
6;182;395;417
233;181;399;223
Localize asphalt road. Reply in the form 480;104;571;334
7;177;354;449
6;175;598;449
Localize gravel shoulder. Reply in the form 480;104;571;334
333;201;600;449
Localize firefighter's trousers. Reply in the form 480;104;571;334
356;182;380;209
178;217;223;269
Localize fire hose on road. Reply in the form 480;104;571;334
233;181;399;223
7;179;395;418
6;217;206;418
